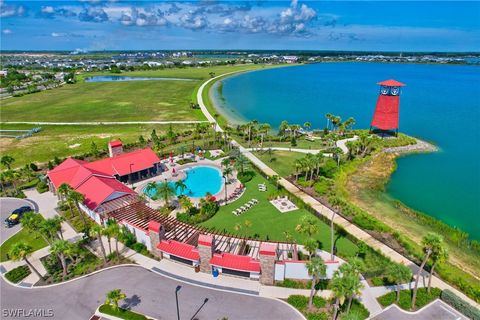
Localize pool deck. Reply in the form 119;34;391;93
135;156;243;208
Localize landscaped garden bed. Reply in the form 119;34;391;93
377;288;442;310
98;304;150;320
5;265;31;283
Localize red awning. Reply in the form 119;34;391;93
210;253;261;273
157;240;199;261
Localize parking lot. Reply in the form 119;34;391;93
0;198;37;244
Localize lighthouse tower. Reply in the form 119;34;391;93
370;79;406;136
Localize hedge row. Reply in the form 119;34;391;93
5;265;31;283
441;289;480;320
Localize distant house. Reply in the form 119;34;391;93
47;141;161;223
0;70;7;77
282;56;298;63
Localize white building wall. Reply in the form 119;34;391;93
275;263;286;281
284;261;310;280
121;221;151;251
79;203;101;224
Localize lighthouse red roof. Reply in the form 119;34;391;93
377;79;406;87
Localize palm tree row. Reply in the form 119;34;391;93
57;183;88;229
325;114;356;135
294;153;325;181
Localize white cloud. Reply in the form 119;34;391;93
2;28;12;34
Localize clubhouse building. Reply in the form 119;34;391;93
46;140;339;284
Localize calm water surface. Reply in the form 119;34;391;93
214;63;480;239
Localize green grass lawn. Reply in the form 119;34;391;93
200;172;358;257
0;228;48;262
253;150;304;177
1;80;203;122
0;123;195;168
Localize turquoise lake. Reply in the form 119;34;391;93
213;63;480;239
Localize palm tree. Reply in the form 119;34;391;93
57;183;72;202
9;242;44;280
106;220;121;258
68;191;87;228
90;224;107;263
105;289;126;311
304;238;317;258
156;182;175;207
427;240;448;293
304;122;311;131
331;269;348;320
258;123;271;148
50;239;71;277
386;263;412;303
294;159;303;181
411;232;443;310
44;216;65;240
179;196;194;212
174;179;187;195
339;261;364;314
295;215;319;238
306;256;326;310
279;120;289;138
330;211;336;261
234;154;249;174
145;182;158;198
21;212;52;245
3;170;20;193
271;175;280;189
223;166;233;183
325;113;333;130
1;155;15;169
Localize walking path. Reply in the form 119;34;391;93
245;147;322;154
336;135;358;153
3;120;209;125
196;72;480;310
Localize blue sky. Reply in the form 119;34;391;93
1;1;479;51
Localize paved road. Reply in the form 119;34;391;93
371;299;467;320
0;198;36;244
0;266;303;320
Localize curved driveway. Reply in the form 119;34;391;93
0;198;37;244
1;266;303;320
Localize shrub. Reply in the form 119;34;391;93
99;304;149;320
441;289;480;320
352;214;389;232
36;180;49;193
131;242;147;253
19;178;39;190
313;178;331;195
5;265;31;283
305;312;328;320
377;288;441;310
237;171;255;184
339;299;369;319
287;295;308;310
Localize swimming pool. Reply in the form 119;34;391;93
145;166;223;199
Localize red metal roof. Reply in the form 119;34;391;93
377;79;406;87
148;221;161;233
47;148;159;210
370;95;400;130
259;242;277;256
109;140;123;148
157;240;199;261
198;234;214;247
210;253;261;273
87;148;160;176
76;176;134;210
